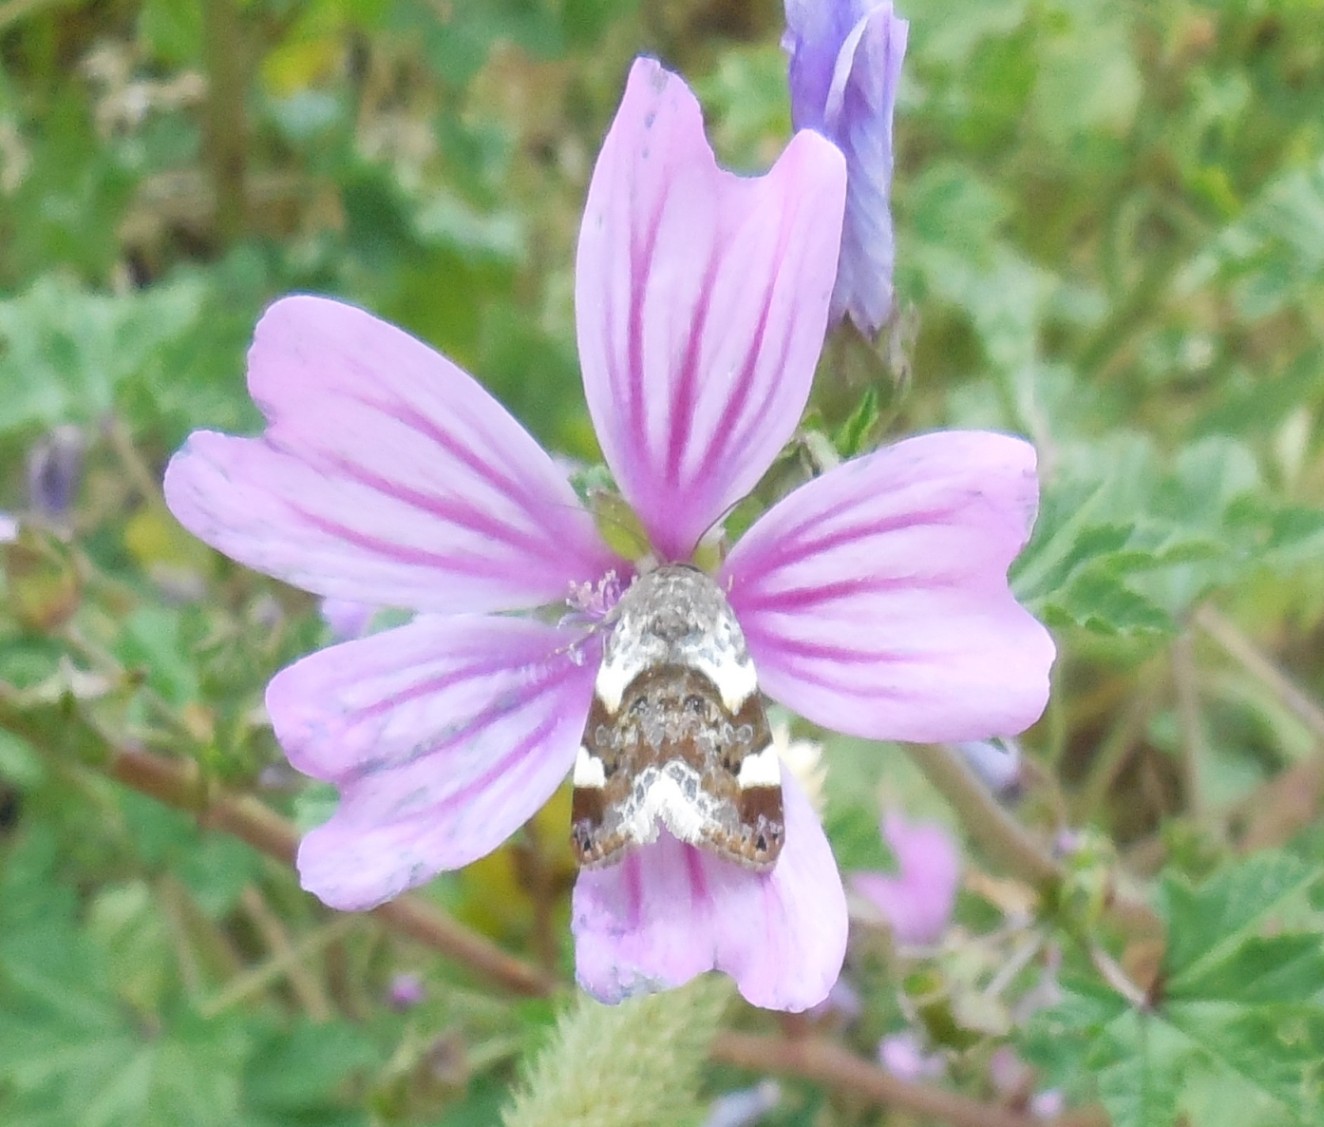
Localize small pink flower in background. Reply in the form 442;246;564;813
851;812;961;946
319;596;376;641
783;0;908;336
879;1031;945;1081
386;971;426;1011
989;1047;1064;1120
165;58;1051;1011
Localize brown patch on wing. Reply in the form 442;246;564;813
570;665;784;870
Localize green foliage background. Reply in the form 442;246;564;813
1;1;1323;1125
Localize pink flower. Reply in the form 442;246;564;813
164;58;1052;1012
879;1032;945;1081
319;596;376;641
851;811;961;946
386;971;426;1010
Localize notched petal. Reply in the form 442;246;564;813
576;58;846;561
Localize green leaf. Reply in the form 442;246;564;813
242;1021;375;1115
0;275;205;437
833;387;883;460
1023;854;1324;1127
1013;432;1303;635
1161;853;1320;988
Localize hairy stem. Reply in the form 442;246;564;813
905;741;1162;935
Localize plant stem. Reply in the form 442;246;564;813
1071;678;1163;823
238;885;335;1021
905;742;1061;889
200;914;356;1019
1194;604;1324;848
202;0;248;242
100;744;1115;1127
904;741;1162;934
1194;605;1324;741
1171;631;1206;815
710;1032;1107;1127
105;744;556;997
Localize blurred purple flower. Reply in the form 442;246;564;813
990;1046;1065;1120
955;736;1022;798
783;0;908;336
851;811;960;946
1031;1089;1066;1119
386;971;426;1010
164;59;1051;1011
702;1080;781;1127
0;513;16;543
27;424;85;523
320;596;376;641
808;975;862;1024
879;1032;945;1081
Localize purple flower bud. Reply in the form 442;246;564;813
27;425;85;522
783;0;908;336
386;971;425;1010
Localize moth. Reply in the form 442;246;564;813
570;564;784;870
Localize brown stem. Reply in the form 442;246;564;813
105;745;556;997
1071;676;1164;824
1171;632;1207;815
105;744;1112;1126
710;1032;1107;1127
904;741;1162;937
905;742;1061;889
202;0;248;241
239;885;335;1021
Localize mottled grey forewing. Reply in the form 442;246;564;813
570;566;785;871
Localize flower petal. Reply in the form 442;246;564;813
576;58;847;562
783;0;860;128
164;296;619;614
722;431;1055;742
267;614;598;909
850;811;960;945
571;772;846;1012
784;2;908;335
